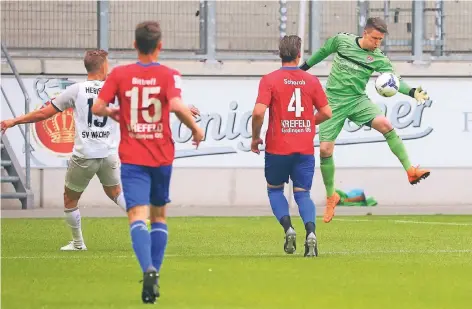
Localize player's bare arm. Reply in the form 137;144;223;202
251;103;267;154
92;98;120;122
170;97;204;147
1;103;59;133
314;105;332;125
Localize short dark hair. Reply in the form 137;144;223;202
135;21;162;55
364;17;389;34
83;49;108;73
279;35;301;63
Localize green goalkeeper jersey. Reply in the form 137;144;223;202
306;32;412;106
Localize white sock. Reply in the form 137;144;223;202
114;192;127;212
64;207;84;246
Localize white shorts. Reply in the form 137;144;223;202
65;154;120;192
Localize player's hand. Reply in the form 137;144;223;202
108;107;120;122
0;119;16;134
413;86;430;105
191;127;204;149
189;105;200;118
251;138;263;155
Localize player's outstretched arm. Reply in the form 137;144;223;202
300;35;339;71
0;104;59;133
170;97;204;147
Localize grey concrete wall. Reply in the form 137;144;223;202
2;167;471;210
1;0;471;53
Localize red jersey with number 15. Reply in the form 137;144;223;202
256;67;328;155
98;62;181;167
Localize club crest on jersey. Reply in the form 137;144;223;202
31;78;76;156
366;55;374;63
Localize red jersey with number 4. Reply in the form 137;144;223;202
256;67;328;155
98;62;181;167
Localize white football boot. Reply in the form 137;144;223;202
60;241;87;251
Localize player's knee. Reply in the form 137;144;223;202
320;143;334;157
267;184;284;192
150;206;166;223
63;187;82;209
294;190;310;201
127;206;148;224
371;116;393;134
103;184;121;201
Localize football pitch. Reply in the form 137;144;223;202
2;215;472;309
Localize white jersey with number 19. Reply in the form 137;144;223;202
51;80;119;159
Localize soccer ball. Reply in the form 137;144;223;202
375;73;400;97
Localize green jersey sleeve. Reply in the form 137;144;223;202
376;56;412;96
306;35;340;67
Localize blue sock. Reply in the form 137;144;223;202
150;222;168;272
130;220;153;273
294;191;316;227
268;187;289;222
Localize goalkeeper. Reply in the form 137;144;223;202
300;17;431;223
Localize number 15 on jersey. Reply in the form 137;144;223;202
125;86;163;132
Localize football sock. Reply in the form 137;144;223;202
320;156;336;196
279;215;293;233
113;192;127;212
294;191;316;235
384;129;411;170
305;222;316;239
150;222;168;272
268;187;290;227
64;207;84;247
130;220;153;273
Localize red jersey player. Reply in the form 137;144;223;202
251;35;332;257
92;21;203;304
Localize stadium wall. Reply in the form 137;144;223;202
1;59;472;209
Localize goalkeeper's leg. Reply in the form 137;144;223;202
370;115;430;184
318;110;345;223
349;98;430;185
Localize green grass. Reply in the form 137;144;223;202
2;215;472;309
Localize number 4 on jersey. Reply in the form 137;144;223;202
288;88;304;117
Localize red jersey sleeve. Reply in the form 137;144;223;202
98;67;120;103
166;70;182;101
255;75;272;106
311;76;328;110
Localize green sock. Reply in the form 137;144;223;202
320;156;335;196
384;129;411;171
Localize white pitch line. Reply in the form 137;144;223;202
2;249;472;260
334;218;472;226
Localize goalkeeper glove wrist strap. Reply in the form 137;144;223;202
299;62;311;71
408;88;417;98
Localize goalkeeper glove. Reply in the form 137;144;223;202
299;62;311;71
409;86;430;105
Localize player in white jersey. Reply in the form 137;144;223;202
1;50;125;251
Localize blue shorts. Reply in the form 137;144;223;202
121;163;172;210
264;152;315;191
